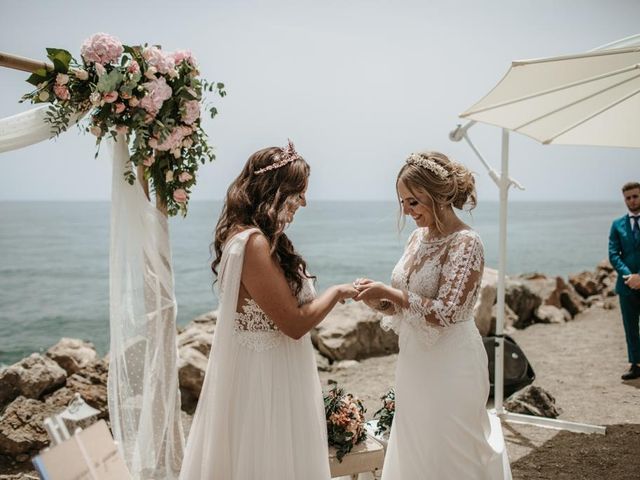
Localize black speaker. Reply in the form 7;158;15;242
483;334;535;399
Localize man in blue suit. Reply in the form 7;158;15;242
609;181;640;380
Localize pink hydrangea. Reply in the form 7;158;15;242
170;49;197;66
142;46;175;75
80;33;123;65
139;76;172;116
53;84;70;100
181;100;200;125
149;126;192;151
128;60;140;74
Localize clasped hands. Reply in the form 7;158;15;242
343;277;391;310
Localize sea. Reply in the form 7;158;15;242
0;200;623;366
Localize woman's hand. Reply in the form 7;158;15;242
353;278;389;302
334;283;359;303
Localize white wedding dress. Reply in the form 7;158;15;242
380;228;511;480
179;228;331;480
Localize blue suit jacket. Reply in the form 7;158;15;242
609;214;640;296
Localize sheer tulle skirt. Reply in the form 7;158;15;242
381;320;511;480
180;332;331;480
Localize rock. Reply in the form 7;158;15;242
311;302;398;361
504;385;562;418
505;280;542;329
474;268;498;336
596;258;614;274
0;396;53;456
191;310;218;326
178;311;217;357
556;277;585;317
333;360;360;371
315;350;332;372
0;354;67;410
489;304;517;334
534;305;570;324
46;338;97;375
177;347;208;412
569;271;599;298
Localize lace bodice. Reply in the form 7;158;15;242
233;278;316;352
381;228;484;347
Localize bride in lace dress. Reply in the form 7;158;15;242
355;152;511;479
179;141;357;480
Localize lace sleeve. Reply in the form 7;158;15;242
405;232;484;328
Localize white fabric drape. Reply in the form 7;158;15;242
0;107;184;479
108;136;184;479
0;105;82;153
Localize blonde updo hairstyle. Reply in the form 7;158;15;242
396;151;477;234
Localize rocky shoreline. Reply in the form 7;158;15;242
0;261;622;477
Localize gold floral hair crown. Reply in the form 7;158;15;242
254;139;302;175
405;153;449;180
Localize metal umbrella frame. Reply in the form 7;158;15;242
449;33;640;435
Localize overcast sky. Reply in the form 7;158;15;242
1;0;638;202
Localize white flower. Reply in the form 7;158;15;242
165;170;174;182
74;69;89;81
38;90;50;101
56;73;69;85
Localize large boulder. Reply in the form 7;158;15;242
0;354;67;410
504;385;562;418
311;302;398;361
46;338;97;375
534;305;570;324
518;274;584;318
474;268;498;336
505;280;542;329
178;311;217;358
177;347;208;413
0;396;53;456
568;271;599;298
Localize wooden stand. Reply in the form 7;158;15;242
329;434;385;479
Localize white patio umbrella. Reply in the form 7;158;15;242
450;33;640;434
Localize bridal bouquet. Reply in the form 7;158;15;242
324;383;367;461
373;388;395;436
21;33;226;216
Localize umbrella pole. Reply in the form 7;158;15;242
494;129;510;414
450;122;606;435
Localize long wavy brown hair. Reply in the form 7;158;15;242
211;146;313;295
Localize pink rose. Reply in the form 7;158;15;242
103;91;118;103
128;97;140;107
172;189;188;204
181;100;200;125
80;32;124;65
143;156;155;167
89;125;102;136
114;102;126;114
149;126;191;151
178;172;193;183
74;69;89;81
53;84;70;101
165;170;174;182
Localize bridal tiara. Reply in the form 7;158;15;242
405;153;449;180
254;139;302;175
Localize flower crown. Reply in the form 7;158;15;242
254;139;302;175
405;153;449;180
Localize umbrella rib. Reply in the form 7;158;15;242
513;72;640;132
463;64;640;116
543;86;640;144
512;46;640;66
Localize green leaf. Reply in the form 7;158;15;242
96;69;124;92
26;68;49;86
46;48;72;72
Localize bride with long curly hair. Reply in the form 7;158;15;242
180;141;356;480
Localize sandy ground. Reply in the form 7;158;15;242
319;300;640;479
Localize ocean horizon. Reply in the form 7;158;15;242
0;200;623;366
